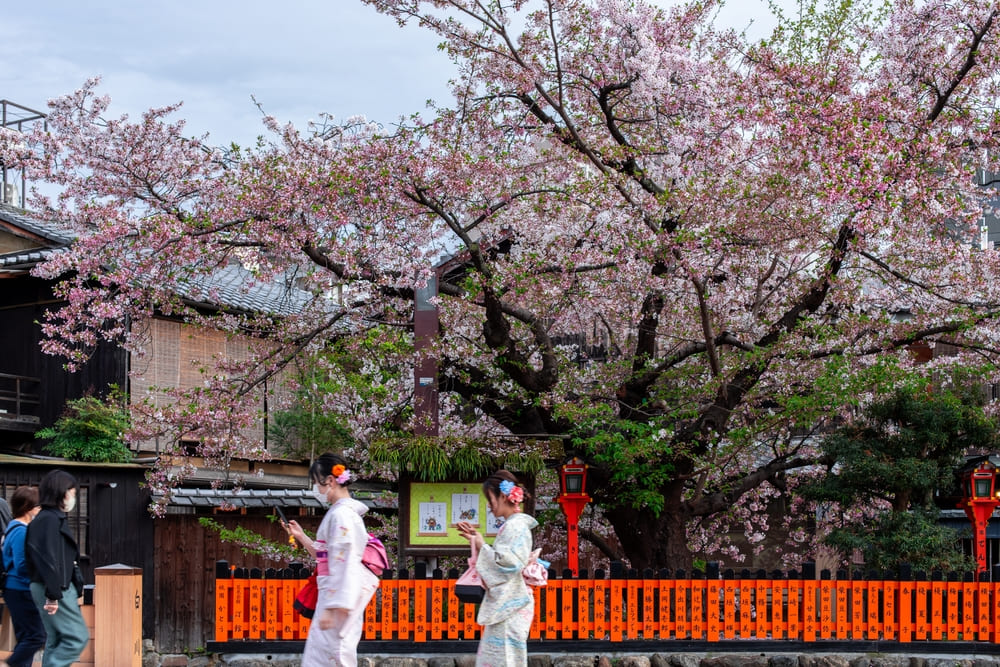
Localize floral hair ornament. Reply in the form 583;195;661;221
331;464;351;485
499;480;524;503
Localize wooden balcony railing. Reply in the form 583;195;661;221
212;560;1000;646
0;373;40;426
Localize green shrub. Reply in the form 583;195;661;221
35;388;132;463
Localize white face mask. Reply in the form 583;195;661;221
312;484;329;506
63;492;77;513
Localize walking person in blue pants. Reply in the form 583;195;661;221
2;486;47;667
25;471;88;667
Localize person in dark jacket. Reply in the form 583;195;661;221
24;470;88;667
2;486;46;667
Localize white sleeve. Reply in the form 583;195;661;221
318;508;364;610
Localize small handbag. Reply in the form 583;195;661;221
453;540;486;604
362;533;390;576
293;571;318;619
522;548;549;587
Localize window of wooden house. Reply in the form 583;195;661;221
1;479;89;558
67;485;90;558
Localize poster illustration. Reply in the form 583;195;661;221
418;501;447;536
485;505;506;536
451;493;480;526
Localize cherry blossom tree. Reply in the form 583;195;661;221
4;0;1000;569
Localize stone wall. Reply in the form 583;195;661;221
141;650;1000;667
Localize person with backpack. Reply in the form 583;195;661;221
2;486;46;667
25;470;89;667
282;454;379;667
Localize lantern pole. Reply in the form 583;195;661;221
958;460;1000;579
557;457;591;577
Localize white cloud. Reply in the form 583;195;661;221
1;1;454;144
1;0;787;146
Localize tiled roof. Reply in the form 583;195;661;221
0;247;61;268
0;203;75;245
177;263;315;317
0;204;317;316
155;486;395;510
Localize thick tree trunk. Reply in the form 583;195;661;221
603;502;693;572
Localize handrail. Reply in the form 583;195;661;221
0;373;41;421
212;560;1000;644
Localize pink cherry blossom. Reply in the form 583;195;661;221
4;0;1000;570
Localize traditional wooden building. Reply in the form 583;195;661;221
0;202;342;651
0;204;128;444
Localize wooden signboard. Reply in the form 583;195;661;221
399;474;535;557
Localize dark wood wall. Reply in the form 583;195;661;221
0;462;155;634
153;512;322;653
0;274;128;447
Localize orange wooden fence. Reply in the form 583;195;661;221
213;561;1000;644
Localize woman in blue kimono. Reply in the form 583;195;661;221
456;470;537;667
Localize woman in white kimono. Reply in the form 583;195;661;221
284;453;379;667
456;470;538;667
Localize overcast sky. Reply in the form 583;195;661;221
1;1;780;147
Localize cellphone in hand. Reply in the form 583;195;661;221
274;506;296;545
274;506;288;524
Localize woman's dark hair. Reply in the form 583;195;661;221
309;453;353;487
482;469;531;502
10;485;39;518
38;470;78;508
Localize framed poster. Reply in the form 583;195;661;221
399;474;535;557
418;501;448;536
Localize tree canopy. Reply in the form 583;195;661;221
806;379;998;511
801;379;995;573
4;0;1000;568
